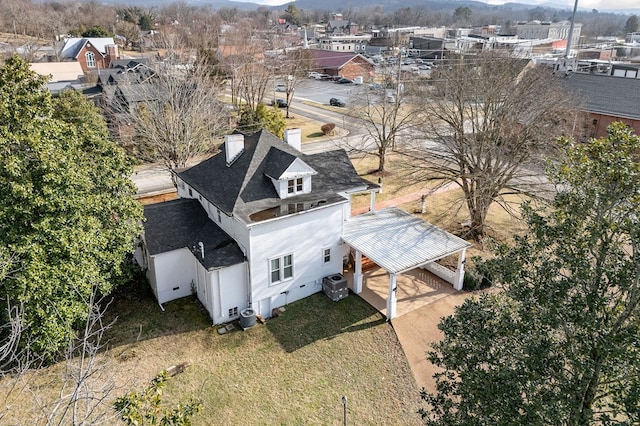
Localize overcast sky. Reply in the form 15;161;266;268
231;0;638;12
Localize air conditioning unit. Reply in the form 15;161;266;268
323;274;348;301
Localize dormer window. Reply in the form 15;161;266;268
287;178;303;194
264;147;317;199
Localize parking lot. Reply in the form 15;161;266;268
288;64;432;107
291;78;366;105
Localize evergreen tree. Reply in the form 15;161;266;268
0;57;142;361
420;123;640;424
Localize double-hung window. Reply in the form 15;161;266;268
323;248;331;264
270;254;293;284
287;178;303;194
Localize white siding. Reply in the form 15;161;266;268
248;203;347;318
175;176;250;255
150;249;196;304
214;264;248;324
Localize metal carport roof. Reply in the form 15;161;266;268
342;207;472;274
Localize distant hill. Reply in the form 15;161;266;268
98;0;639;15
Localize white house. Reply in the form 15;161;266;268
138;128;470;324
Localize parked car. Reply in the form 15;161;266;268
418;65;431;70
336;77;352;84
329;98;346;107
272;98;288;108
275;83;286;92
308;72;321;79
318;74;333;80
385;94;396;104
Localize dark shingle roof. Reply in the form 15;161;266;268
116;84;158;104
176;130;369;223
562;73;640;121
143;198;245;269
264;147;297;179
309;49;367;70
110;58;151;69
328;20;351;29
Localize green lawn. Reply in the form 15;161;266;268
102;282;421;425
0;277;417;425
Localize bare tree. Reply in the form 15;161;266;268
277;49;314;119
404;52;577;240
219;24;272;111
41;291;119;425
351;60;421;173
0;251;121;425
112;61;231;171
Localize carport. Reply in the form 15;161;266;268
342;207;472;320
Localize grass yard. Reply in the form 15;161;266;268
1;280;421;425
108;283;421;425
282;113;346;142
349;153;433;210
218;95;340;143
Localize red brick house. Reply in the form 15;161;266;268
59;38;120;73
308;49;374;80
563;73;640;139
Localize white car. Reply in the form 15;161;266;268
308;72;321;79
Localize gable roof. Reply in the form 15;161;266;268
115;83;159;104
60;38;116;59
562;73;640;121
176;129;369;223
309;49;371;70
110;58;151;69
263;147;298;179
143;198;245;269
264;148;316;180
328;20;351;29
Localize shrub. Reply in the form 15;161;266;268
321;122;336;135
462;259;493;291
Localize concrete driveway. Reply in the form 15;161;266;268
347;266;475;393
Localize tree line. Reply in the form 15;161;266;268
0;0;632;55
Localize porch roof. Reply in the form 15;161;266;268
342;207;471;274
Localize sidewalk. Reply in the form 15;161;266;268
351;182;458;215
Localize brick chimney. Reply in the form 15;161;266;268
105;44;119;66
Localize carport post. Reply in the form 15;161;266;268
454;249;467;291
353;250;363;294
386;273;397;320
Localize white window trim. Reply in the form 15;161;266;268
322;247;331;265
85;52;96;68
269;254;294;285
286;177;304;195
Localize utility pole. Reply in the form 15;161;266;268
563;0;579;73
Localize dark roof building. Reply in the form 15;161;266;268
175;129;370;223
143;199;245;269
562;73;640;138
308;49;374;80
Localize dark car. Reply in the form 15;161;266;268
272;98;288;108
329;98;346;107
336;77;353;84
